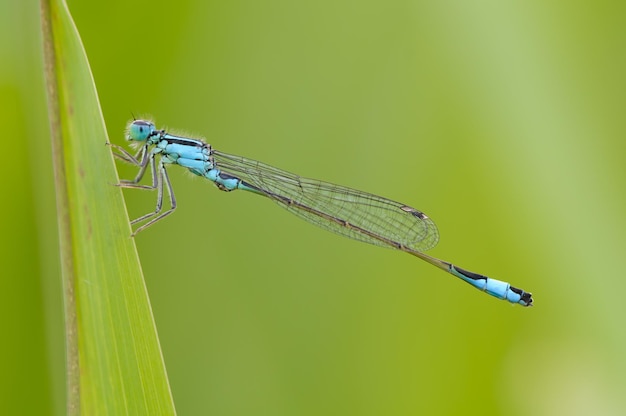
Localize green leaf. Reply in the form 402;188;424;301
40;0;176;414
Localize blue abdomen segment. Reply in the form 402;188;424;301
205;168;243;191
204;168;263;193
450;265;532;306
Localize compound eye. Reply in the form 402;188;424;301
127;120;156;142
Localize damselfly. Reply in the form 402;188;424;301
111;120;533;306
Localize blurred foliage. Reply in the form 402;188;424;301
2;0;625;415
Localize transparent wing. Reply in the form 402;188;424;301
213;151;439;252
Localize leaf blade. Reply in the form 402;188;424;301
40;0;177;414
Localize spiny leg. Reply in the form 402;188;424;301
116;149;158;191
112;144;176;236
131;162;177;236
128;157;164;224
112;144;157;189
122;146;151;185
110;143;158;190
109;143;145;166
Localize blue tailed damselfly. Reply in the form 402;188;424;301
111;120;533;306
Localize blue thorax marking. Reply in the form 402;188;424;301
155;133;215;176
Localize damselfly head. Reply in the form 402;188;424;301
126;120;156;142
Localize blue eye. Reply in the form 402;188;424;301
127;120;156;141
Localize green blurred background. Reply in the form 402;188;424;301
3;0;626;414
